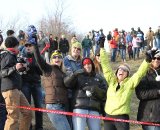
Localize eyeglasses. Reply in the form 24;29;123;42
52;56;62;59
96;54;100;57
25;44;32;47
153;57;160;60
73;47;81;51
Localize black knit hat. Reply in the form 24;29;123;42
5;37;19;48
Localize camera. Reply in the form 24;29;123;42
17;57;29;75
26;25;37;44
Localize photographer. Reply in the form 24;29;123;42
20;42;43;130
0;37;32;130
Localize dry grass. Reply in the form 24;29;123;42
32;53;145;130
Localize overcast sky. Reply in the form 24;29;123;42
0;0;160;34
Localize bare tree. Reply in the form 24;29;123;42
38;0;77;40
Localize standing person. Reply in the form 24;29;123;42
0;48;7;130
82;34;92;58
49;34;58;58
146;27;155;49
20;42;43;130
132;34;140;60
37;31;50;63
107;31;112;50
0;30;3;46
109;36;118;62
1;37;32;130
33;40;71;130
118;33;126;62
137;27;144;52
63;41;82;129
71;34;78;44
155;26;160;49
136;49;160;130
64;57;106;130
59;34;69;58
99;40;153;130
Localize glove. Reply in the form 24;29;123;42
145;49;158;63
73;69;84;76
86;90;92;97
145;50;153;63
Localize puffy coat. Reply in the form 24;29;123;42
64;58;107;112
34;44;68;104
136;68;160;122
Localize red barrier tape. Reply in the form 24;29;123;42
1;103;160;126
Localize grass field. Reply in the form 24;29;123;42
32;53;145;130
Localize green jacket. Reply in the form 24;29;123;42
100;48;150;115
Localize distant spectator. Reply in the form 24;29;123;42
0;30;3;46
155;26;160;49
48;34;58;58
82;34;92;58
146;27;154;49
59;34;69;58
37;31;50;63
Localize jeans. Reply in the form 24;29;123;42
133;47;140;60
22;82;43;130
95;44;100;54
46;104;71;130
119;48;126;61
83;48;90;58
2;89;32;130
156;38;160;50
142;125;160;130
0;104;7;130
111;48;117;62
72;109;101;130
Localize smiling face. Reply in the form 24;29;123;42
151;57;160;69
84;63;92;73
117;68;128;82
50;55;63;66
116;65;130;82
71;46;81;58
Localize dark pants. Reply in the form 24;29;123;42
0;104;7;130
66;98;73;130
21;82;43;130
104;114;129;130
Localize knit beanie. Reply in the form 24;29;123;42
116;63;131;76
5;37;19;48
50;50;62;59
71;42;82;51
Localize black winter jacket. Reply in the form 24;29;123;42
136;68;160;122
59;38;69;53
1;50;22;92
21;49;42;83
64;59;107;112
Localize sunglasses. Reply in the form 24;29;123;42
96;54;100;57
73;47;81;51
52;56;62;59
153;57;160;60
25;44;32;47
